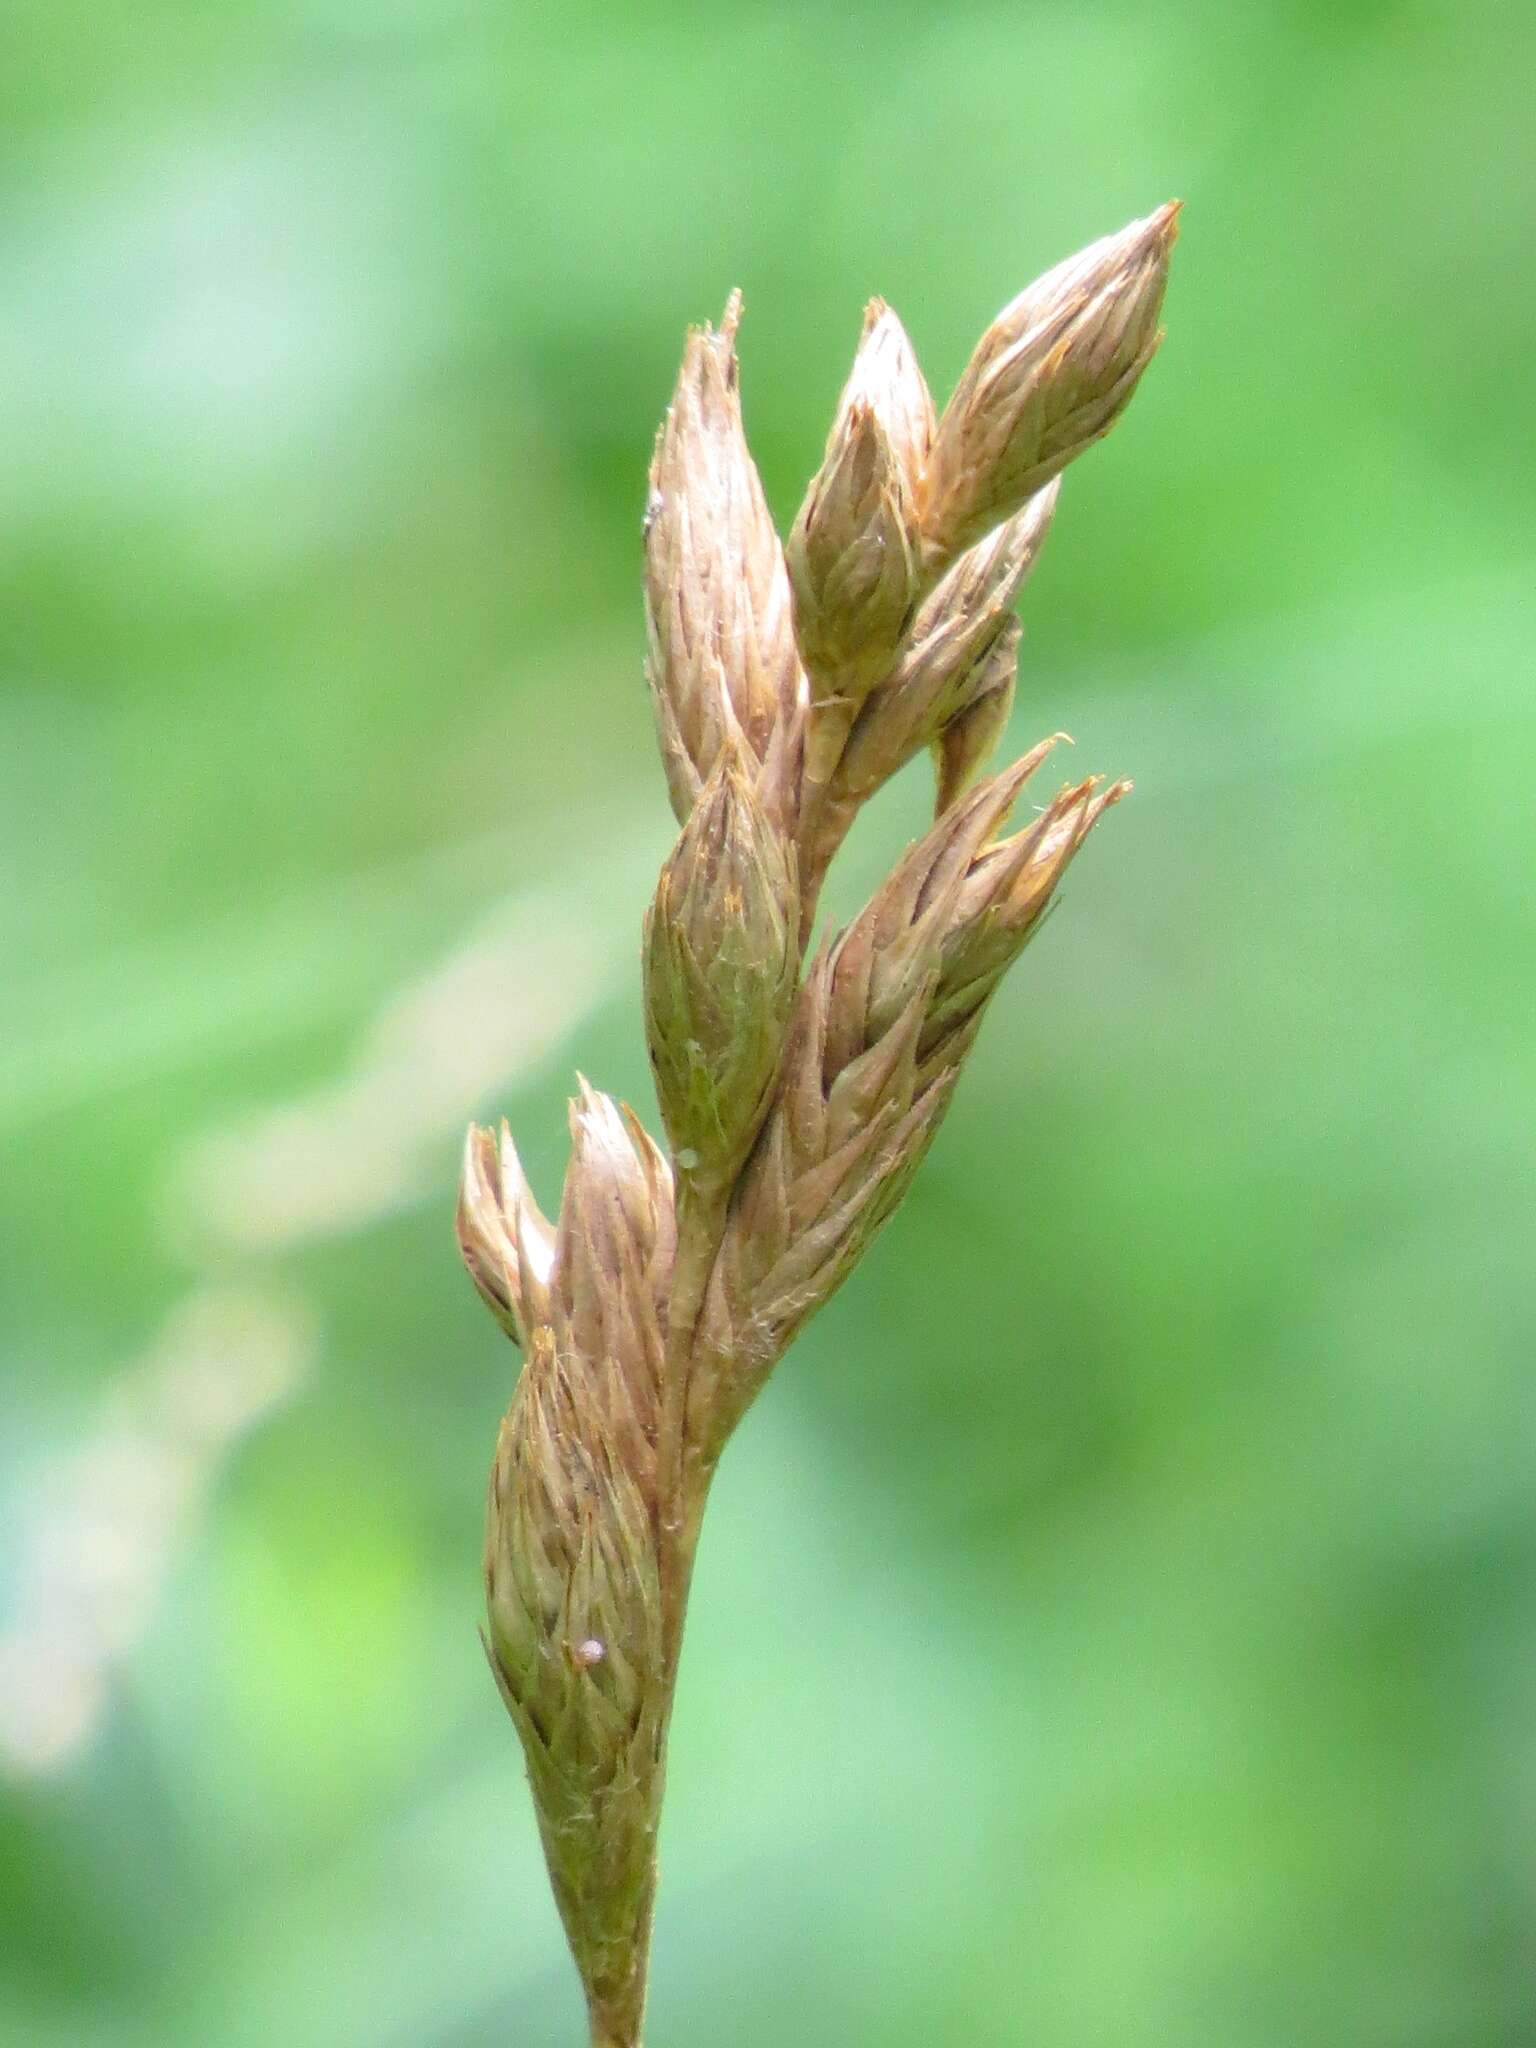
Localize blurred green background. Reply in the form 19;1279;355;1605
4;1;1534;2042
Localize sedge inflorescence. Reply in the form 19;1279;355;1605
457;201;1179;2048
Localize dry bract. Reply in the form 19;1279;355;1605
461;202;1178;2048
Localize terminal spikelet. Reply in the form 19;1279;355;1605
921;203;1179;571
644;293;806;830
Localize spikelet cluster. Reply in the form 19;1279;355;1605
460;201;1178;2048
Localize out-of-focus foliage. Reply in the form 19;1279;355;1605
3;2;1534;2043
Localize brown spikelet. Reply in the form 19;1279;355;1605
787;300;930;711
481;1085;673;2047
692;740;1122;1447
798;480;1058;925
642;741;798;1191
921;204;1179;571
644;293;806;826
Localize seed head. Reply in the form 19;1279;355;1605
464;213;1174;2044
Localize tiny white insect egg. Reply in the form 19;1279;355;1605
575;1638;606;1668
675;1147;699;1171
